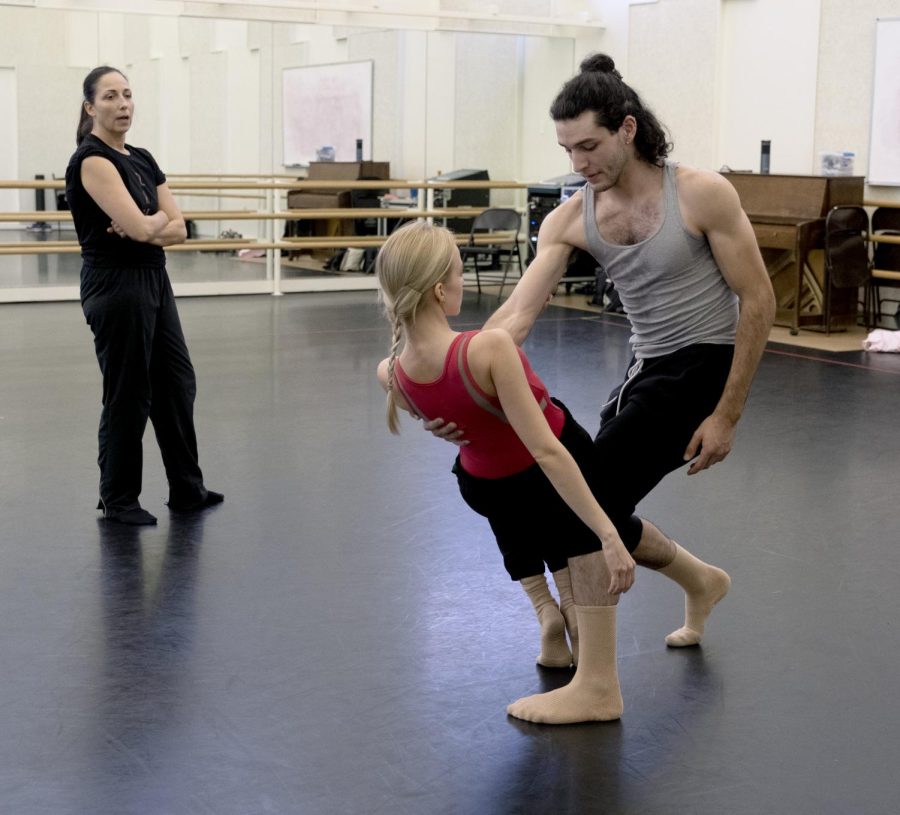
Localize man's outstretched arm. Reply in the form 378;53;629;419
483;202;578;345
425;199;581;443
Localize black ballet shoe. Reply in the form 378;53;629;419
167;490;224;512
104;507;158;526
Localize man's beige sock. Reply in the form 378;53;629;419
520;574;572;668
507;605;622;724
659;542;731;647
551;567;579;664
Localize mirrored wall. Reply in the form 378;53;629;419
0;6;577;298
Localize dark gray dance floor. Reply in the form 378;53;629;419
1;289;898;815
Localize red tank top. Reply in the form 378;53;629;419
393;330;565;478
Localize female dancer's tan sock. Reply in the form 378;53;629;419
660;543;731;647
507;605;622;724
519;574;572;668
551;568;579;664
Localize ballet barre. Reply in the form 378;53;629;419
0;175;479;301
0;232;516;258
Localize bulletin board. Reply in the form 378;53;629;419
868;18;900;186
282;61;373;168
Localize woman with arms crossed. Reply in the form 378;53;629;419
65;66;221;526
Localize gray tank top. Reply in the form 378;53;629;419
582;161;738;359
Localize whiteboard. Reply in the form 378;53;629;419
282;61;373;167
868;18;900;186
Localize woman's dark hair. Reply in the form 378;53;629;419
76;66;127;146
550;53;672;166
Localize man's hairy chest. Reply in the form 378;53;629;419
595;197;664;246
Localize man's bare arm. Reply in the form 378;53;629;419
681;170;776;474
483;199;580;345
426;195;583;443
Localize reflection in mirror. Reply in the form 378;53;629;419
1;5;576;291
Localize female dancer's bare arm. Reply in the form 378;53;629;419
473;329;635;595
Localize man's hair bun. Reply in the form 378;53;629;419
579;53;622;79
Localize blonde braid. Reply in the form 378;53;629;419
386;310;404;434
375;221;457;434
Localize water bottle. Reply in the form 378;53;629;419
760;141;771;174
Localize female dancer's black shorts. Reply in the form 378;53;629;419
453;399;627;581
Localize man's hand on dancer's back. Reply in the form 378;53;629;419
683;412;735;475
422;417;469;446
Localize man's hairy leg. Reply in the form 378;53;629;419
633;520;731;647
507;552;623;724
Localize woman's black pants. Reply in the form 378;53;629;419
81;265;206;514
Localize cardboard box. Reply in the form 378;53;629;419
306;161;390;181
288;162;390;209
286;160;391;257
287;190;351;209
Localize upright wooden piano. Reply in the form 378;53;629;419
720;173;864;333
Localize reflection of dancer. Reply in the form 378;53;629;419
65;66;222;525
376;221;635;723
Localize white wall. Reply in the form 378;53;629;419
0;8;82;211
394;30;428;180
626;0;899;203
2;0;900;210
348;28;401;169
816;0;900;193
0;67;18;225
452;33;520;204
716;0;821;174
628;0;720;171
0;5;578;191
517;36;577;184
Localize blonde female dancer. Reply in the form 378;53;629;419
376;221;636;724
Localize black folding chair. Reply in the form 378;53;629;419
458;208;523;298
823;206;873;334
871;206;900;322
